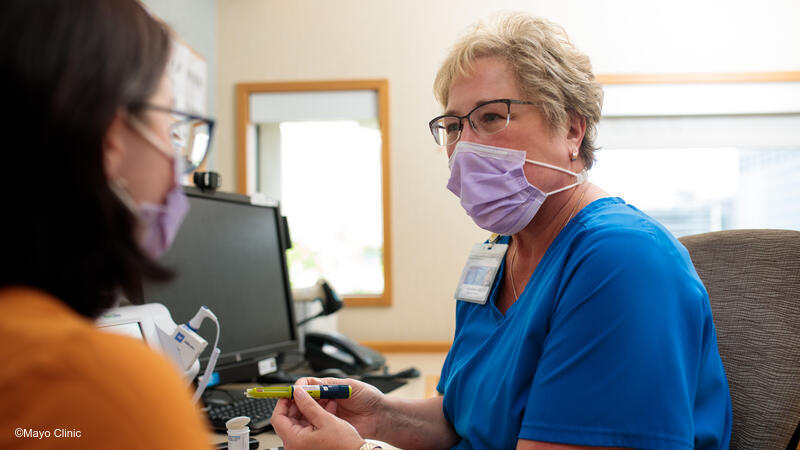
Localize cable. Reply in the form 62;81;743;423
192;314;221;403
295;298;326;327
296;310;325;327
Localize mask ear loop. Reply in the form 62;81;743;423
128;116;186;186
108;178;140;215
127;116;175;160
545;171;586;196
524;159;587;196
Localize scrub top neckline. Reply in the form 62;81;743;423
488;196;624;321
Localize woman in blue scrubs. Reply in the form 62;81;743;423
272;13;732;450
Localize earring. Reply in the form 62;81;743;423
570;151;578;161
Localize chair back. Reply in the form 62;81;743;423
679;229;800;450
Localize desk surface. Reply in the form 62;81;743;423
210;352;448;450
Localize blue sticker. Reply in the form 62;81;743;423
175;332;185;342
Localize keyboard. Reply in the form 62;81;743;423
206;397;278;433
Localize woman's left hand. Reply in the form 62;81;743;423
271;386;366;450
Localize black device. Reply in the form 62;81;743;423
143;187;299;380
305;331;385;375
193;171;222;192
294;279;344;327
207;396;278;435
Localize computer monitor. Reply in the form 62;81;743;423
142;187;298;374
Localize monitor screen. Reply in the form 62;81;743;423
143;187;298;367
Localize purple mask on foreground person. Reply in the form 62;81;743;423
137;184;190;259
138;142;190;258
447;141;585;236
111;119;191;259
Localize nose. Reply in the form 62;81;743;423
460;119;480;142
446;119;480;158
455;118;484;152
445;143;456;159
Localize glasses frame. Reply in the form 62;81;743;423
428;98;536;147
137;103;216;172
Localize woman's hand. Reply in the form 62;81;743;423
277;377;458;449
271;386;365;450
292;377;386;438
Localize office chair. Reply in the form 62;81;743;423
679;229;800;450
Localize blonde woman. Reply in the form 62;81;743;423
272;13;732;450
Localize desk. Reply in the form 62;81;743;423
210;352;448;450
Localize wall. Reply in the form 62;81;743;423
216;0;800;341
142;0;219;170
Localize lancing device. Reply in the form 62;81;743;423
245;385;352;399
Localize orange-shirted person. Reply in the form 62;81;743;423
0;1;215;448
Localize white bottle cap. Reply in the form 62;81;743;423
226;416;250;450
226;416;251;430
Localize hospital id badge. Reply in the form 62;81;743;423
454;239;508;304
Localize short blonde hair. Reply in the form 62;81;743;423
434;13;603;168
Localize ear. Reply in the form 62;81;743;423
103;111;128;181
565;112;587;158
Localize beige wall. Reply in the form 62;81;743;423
216;0;800;341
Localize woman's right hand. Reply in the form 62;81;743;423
286;376;459;449
292;376;386;438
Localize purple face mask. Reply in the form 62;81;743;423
111;118;191;259
138;184;190;259
446;141;585;236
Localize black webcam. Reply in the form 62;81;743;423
193;171;222;193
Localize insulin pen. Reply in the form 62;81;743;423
245;385;352;399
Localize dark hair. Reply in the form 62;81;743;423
0;0;174;317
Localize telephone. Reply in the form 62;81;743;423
305;331;385;375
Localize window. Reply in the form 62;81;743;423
236;81;391;306
592;73;800;237
278;121;384;295
591;147;800;237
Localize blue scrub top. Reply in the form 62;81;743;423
438;197;732;449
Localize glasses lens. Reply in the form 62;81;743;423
187;122;210;170
431;116;461;146
470;102;509;135
171;120;210;173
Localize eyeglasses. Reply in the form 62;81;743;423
428;99;536;146
139;104;215;174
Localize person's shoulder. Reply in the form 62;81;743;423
560;199;708;320
573;197;677;252
89;327;174;370
575;197;657;234
567;197;695;280
64;326;212;448
0;291;212;449
90;334;214;444
0;288;189;395
78;327;191;398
